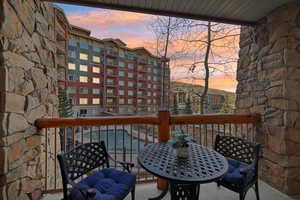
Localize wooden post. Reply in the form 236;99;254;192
157;110;170;190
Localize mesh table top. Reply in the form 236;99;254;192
138;142;229;183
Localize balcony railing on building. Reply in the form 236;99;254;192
35;111;260;195
106;49;118;57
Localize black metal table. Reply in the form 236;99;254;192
138;142;229;200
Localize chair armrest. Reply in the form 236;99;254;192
108;154;134;173
69;180;96;199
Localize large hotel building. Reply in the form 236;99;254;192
54;7;170;117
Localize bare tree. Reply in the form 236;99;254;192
173;21;239;114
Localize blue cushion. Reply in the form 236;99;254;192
221;158;254;185
69;168;136;200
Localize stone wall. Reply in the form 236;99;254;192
0;0;58;199
236;2;300;195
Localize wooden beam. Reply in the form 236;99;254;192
42;0;256;26
35;116;160;128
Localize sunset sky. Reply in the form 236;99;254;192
57;3;238;92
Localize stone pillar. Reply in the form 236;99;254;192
236;2;300;195
0;0;58;199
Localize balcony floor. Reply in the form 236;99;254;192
42;180;299;200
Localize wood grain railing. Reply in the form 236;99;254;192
35;111;260;194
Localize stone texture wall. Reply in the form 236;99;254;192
236;2;300;195
0;0;58;199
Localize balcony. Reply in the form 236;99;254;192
106;73;118;77
138;57;148;64
106;49;118;57
106;93;117;97
105;82;117;87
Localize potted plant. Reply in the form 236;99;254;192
170;130;191;158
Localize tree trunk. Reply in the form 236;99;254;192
161;17;171;110
200;22;211;114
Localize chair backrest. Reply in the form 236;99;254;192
57;141;109;199
214;135;260;165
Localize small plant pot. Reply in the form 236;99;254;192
175;146;189;159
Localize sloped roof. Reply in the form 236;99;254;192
49;0;295;25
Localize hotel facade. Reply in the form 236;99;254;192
57;23;170;116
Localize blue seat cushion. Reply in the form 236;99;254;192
221;158;254;185
69;168;136;200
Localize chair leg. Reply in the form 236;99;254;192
255;181;260;200
239;192;245;200
131;187;135;200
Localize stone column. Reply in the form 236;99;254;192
0;0;58;199
236;2;300;195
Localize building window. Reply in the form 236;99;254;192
79;76;88;83
80;53;88;60
147;91;151;96
128;72;133;78
93;77;100;84
93;88;100;94
69;37;77;46
119;71;125;77
67;86;76;94
80;39;88;49
153;76;158;82
80;109;87;115
93;56;101;63
138;91;142;96
69;98;76;105
148;84;151;89
119;90;125;96
153;92;157;97
107;79;114;85
80;64;88;72
147;99;152;104
128;63;134;69
68;75;75;81
138;99;142;104
107;98;113;104
128;99;133;104
119;50;125;58
119;80;125;86
79;87;88;94
93;67;100;73
107;69;114;75
79;98;88;105
119;98;125;104
107;58;115;66
119;61;125;68
92;98;100;104
148;76;152;81
148;67;152;72
153;99;157;104
128;81;134;87
107;89;114;95
128;90;133;96
69;50;76;58
68;63;76;70
93;44;101;52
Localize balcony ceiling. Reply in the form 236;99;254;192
47;0;294;25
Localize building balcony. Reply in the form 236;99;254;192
138;58;148;64
106;73;118;77
105;83;117;87
106;49;118;57
106;93;117;97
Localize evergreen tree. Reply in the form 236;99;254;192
219;94;233;113
172;97;179;115
58;87;73;117
184;96;193;114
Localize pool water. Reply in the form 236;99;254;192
88;129;151;153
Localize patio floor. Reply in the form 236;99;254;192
42;180;299;200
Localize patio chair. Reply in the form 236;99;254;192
57;141;136;200
214;135;261;200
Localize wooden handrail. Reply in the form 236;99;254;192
170;114;260;125
35;116;160;128
35;113;261;129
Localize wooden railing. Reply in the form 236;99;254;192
35;111;260;194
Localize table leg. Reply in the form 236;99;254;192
148;182;169;200
170;182;200;200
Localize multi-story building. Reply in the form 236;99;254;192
54;6;70;88
66;25;170;116
170;81;232;114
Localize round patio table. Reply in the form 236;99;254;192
138;142;229;200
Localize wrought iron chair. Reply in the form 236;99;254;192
57;141;136;200
214;135;261;200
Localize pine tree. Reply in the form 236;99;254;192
219;94;233;113
172;97;179;115
58;87;73;117
184;96;193;114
